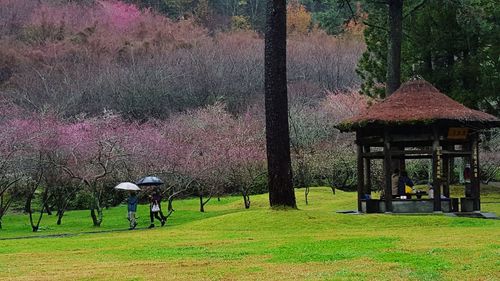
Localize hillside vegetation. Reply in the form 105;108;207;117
0;1;369;230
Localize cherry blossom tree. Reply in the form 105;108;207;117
289;89;368;203
57;115;132;227
221;109;266;209
0;85;371;231
0;103;26;229
43;157;78;225
169;104;231;212
7;114;61;231
123;120;191;220
313;90;368;194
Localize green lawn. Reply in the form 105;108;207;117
0;187;499;281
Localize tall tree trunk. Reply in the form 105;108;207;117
265;0;296;208
386;0;404;175
422;22;433;75
386;0;403;96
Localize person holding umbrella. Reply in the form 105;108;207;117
127;191;138;230
149;190;166;228
135;176;166;228
114;182;141;230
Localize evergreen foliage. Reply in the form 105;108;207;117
357;0;499;115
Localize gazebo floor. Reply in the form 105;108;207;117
361;199;458;213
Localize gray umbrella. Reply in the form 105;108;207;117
114;182;141;191
136;176;164;186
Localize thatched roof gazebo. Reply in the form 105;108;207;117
339;80;500;213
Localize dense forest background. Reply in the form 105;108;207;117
0;0;498;229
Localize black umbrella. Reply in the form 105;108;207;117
136;176;164;186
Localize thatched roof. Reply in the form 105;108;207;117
339;80;500;131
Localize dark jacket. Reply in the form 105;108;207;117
151;194;162;205
398;176;414;195
150;194;162;211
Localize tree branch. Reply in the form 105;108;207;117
363;20;389;32
404;0;427;19
367;0;389;5
345;0;357;24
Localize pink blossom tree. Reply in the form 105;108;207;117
168;104;231;212
168;104;268;211
288;89;368;203
57;114;132;227
122;120;190;220
7;114;61;231
43;152;79;225
313;90;368;194
0;102;26;229
98;0;142;31
219;109;266;209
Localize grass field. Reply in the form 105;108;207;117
0;187;499;281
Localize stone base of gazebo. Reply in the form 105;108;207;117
361;199;459;213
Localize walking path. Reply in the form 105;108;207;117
0;227;150;241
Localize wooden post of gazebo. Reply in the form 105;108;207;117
432;126;442;212
471;136;480;211
337;80;500;214
383;130;392;212
356;144;364;212
442;145;451;198
363;146;371;196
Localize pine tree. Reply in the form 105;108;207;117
264;0;297;208
357;0;499;114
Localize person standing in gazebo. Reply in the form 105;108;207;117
391;169;400;198
398;170;414;197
